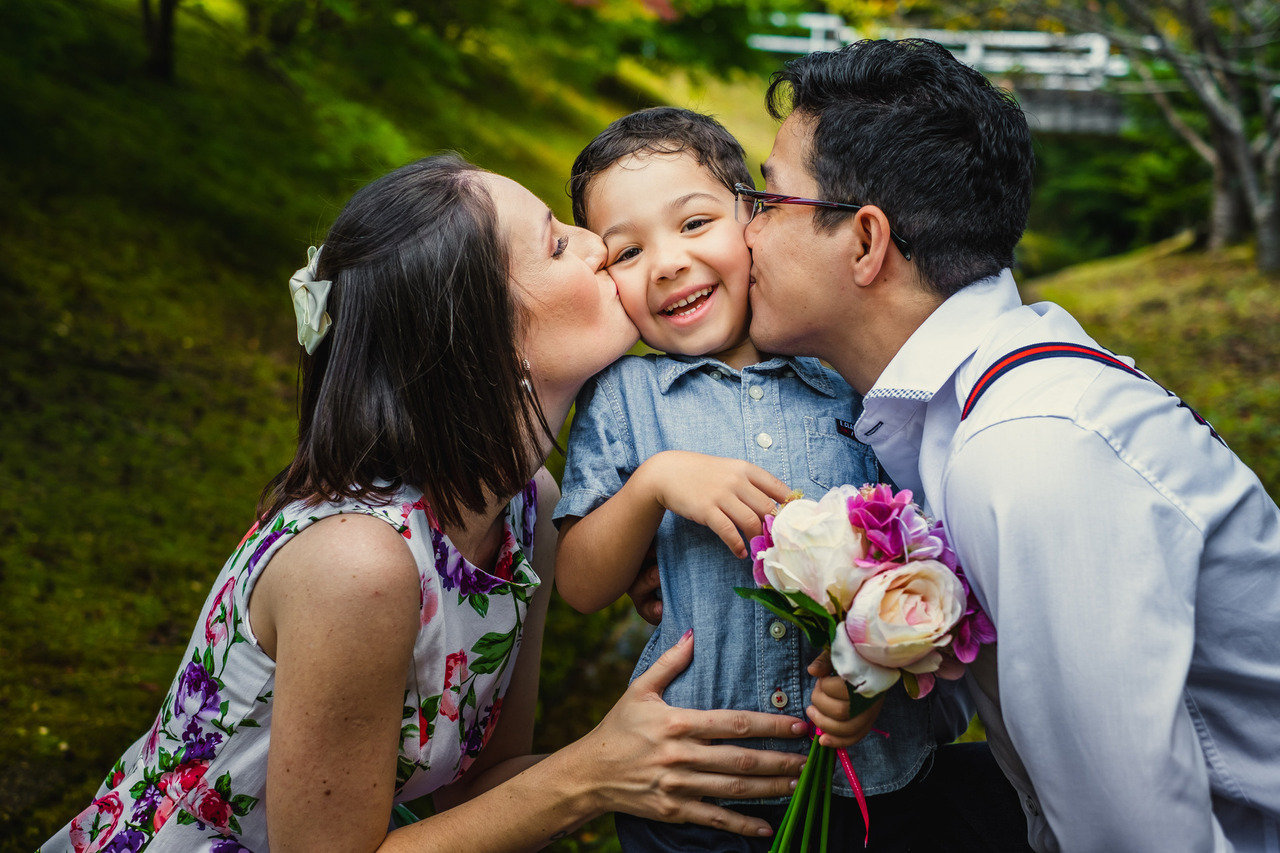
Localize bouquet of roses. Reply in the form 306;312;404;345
737;483;995;851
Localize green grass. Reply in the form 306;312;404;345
2;1;1277;850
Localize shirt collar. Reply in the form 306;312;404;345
854;269;1021;450
657;353;838;397
867;269;1022;406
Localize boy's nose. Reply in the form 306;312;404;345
651;245;690;283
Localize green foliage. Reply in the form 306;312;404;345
2;0;1275;850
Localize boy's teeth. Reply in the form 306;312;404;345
664;287;713;316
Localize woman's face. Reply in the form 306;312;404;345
486;173;639;406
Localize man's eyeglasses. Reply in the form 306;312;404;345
733;183;913;260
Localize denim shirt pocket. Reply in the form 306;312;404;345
804;415;878;491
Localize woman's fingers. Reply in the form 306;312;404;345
676;800;777;838
628;629;695;698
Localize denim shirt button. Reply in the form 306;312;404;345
709;370;723;380
770;689;788;709
749;385;764;400
769;620;787;639
755;432;773;449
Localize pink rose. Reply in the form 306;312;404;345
205;576;237;646
69;793;122;853
440;650;469;721
420;575;439;627
192;787;234;830
831;560;966;697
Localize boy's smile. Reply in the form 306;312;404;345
585;151;759;369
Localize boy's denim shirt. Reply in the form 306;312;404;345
554;352;935;802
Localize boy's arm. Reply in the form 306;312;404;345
557;451;792;613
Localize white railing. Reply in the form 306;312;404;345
748;13;1131;91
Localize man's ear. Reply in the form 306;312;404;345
847;206;894;288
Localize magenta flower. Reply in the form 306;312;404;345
750;513;775;587
846;484;916;562
949;563;997;663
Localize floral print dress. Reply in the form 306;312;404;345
40;481;540;853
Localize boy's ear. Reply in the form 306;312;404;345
847;206;893;288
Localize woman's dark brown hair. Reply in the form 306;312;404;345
259;154;550;529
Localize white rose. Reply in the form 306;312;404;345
831;560;966;697
759;489;872;615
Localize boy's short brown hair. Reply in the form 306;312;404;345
569;106;753;228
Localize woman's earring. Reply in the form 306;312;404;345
521;358;533;394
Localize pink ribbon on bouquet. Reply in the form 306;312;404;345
815;726;869;847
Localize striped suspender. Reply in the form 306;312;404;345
960;342;1225;446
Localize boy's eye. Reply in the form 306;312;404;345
552;235;569;258
681;217;712;233
609;246;640;266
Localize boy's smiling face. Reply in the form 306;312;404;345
584;151;758;368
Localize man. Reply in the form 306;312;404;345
743;38;1280;852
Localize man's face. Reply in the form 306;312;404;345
745;114;856;362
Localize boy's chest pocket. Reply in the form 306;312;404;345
803;415;879;492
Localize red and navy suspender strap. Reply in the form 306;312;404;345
960;342;1225;446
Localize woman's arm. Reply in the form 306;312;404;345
253;486;807;853
557;451;791;613
251;511;423;853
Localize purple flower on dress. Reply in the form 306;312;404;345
102;827;148;853
130;783;163;822
433;526;504;595
246;529;287;576
520;480;538;547
182;718;223;761
211;837;256;853
462;715;486;756
175;661;221;722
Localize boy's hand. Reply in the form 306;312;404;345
627;542;663;626
639;451;791;559
807;651;885;748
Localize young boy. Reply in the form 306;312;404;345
553;107;953;851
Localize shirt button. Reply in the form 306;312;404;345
770;689;788;709
785;370;796;378
749;386;764;400
756;432;773;449
1023;793;1040;817
769;621;787;639
709;370;723;380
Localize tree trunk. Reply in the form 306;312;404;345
1207;160;1249;250
1257;201;1280;273
140;0;179;80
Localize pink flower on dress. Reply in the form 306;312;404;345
400;498;429;539
154;760;210;832
191;786;234;831
69;793;123;853
420;575;439;627
440;650;469;722
205;577;237;647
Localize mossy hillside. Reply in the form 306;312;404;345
3;1;1277;850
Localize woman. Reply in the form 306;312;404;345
41;155;807;853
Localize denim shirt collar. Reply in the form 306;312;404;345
656;353;839;397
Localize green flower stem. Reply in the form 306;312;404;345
799;745;822;853
820;744;834;853
773;735;823;852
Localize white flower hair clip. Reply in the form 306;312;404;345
288;245;333;354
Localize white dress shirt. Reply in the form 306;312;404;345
855;270;1280;852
